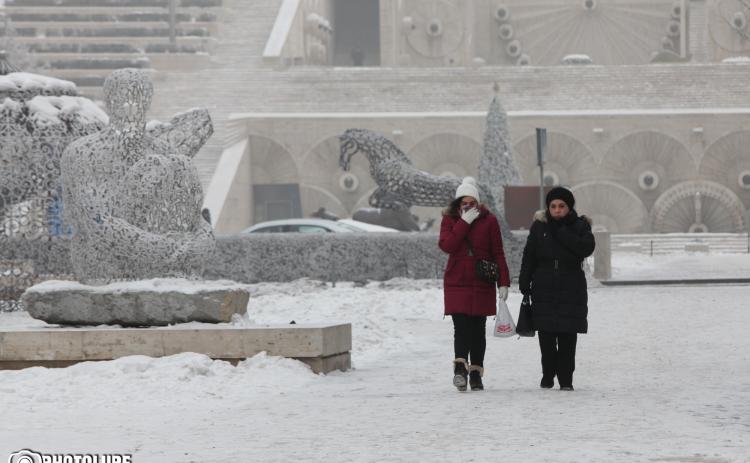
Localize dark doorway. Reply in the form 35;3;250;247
332;0;380;66
253;184;302;224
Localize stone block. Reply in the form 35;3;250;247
21;279;249;327
0;324;352;374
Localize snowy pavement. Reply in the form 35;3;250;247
1;279;748;462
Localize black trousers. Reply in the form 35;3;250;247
538;331;577;387
451;314;486;367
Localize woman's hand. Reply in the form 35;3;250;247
460;207;480;225
498;286;509;301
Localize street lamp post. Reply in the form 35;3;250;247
536;128;547;210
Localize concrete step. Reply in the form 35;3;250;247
34;53;212;71
6;0;222;7
7;21;218;34
7;10;219;22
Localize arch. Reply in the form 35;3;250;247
407;132;482;177
601;131;695;206
513;131;596;186
650;180;746;233
300;135;377;214
700;131;750;207
571;181;649;233
247;135;299;184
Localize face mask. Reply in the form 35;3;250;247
461;203;476;212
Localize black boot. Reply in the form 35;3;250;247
468;365;484;391
453;359;468;392
540;376;554;389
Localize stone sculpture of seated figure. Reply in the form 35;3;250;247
61;69;215;282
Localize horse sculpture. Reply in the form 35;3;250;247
338;128;522;270
339;128;509;221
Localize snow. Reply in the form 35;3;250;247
26;95;108;126
0;97;21;112
0;72;76;95
722;56;750;64
612;253;750;280
1;272;748;462
338;218;398;232
25;278;251;295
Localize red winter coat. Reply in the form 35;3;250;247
439;206;511;317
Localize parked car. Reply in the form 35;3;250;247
240;218;398;234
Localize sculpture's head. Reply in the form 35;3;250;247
103;68;153;127
339;128;367;171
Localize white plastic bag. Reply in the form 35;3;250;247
493;299;516;338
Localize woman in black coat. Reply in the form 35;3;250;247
519;187;595;391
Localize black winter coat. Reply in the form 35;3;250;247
519;209;595;333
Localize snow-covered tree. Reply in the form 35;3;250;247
477;83;521;217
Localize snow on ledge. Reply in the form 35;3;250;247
26;278;251;295
27;95;108;125
722;56;750;64
0;72;77;95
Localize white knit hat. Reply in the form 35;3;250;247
455;177;480;203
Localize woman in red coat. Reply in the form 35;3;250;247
439;177;511;391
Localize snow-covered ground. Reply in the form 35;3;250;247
1;278;748;462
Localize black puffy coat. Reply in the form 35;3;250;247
519;209;595;333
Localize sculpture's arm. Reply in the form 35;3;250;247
146;108;213;159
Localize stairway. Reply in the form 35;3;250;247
2;0;223;94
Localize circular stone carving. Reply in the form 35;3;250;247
506;39;522;57
514;132;596;186
502;2;688;65
339;172;360;192
602;131;694;196
638;171;660;191
517;54;531;66
650;180;746;233
661;36;675;50
667;19;681;37
708;1;750;52
498;23;514;40
738;170;750;190
732;12;747;30
700;131;750;200
403;0;465;58
571;181;649;233
583;0;597;11
672;2;682;19
495;5;511;22
426;18;443;37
